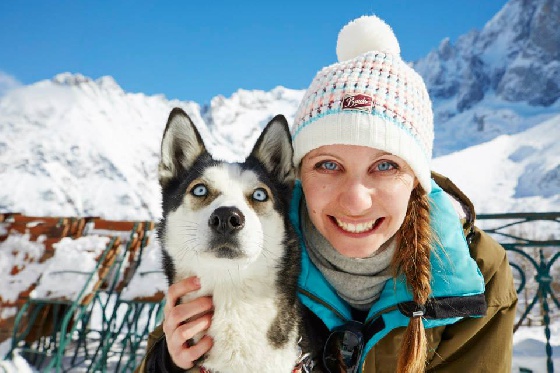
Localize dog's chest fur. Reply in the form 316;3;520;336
183;276;300;372
169;212;301;372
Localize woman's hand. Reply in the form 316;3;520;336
162;276;214;369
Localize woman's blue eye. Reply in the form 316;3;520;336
252;188;268;202
191;184;208;197
376;161;396;171
320;161;338;171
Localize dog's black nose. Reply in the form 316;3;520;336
208;206;245;235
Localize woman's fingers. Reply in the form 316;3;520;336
164;276;201;317
163;297;213;335
172;313;213;347
162;276;215;369
166;313;214;369
171;335;214;369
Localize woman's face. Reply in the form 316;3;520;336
300;144;417;258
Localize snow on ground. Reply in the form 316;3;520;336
512;321;560;372
0;233;46;320
0;230;166;371
30;235;110;301
120;236;167;300
0;351;39;372
0;230;166;306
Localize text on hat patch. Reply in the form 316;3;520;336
341;94;373;112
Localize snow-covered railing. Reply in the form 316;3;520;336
0;214;166;371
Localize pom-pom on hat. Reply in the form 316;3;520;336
291;15;434;193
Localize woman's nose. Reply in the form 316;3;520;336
338;178;373;215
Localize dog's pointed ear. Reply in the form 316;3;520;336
249;114;295;185
159;108;207;188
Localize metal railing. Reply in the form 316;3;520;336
477;212;560;373
3;213;558;372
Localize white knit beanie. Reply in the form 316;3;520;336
291;15;434;193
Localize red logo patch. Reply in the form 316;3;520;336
341;94;373;112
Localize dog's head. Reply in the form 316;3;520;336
158;108;296;282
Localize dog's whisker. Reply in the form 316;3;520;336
177;241;199;261
173;221;199;227
258;245;275;260
180;229;199;233
254;241;279;258
177;221;199;225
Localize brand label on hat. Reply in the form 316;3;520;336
342;94;373;112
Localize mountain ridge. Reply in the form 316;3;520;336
1;0;558;219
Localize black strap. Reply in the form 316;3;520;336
363;315;386;341
398;293;487;319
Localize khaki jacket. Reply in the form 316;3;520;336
364;225;517;372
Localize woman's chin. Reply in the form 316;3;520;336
331;239;386;258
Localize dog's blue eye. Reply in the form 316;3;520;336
191;184;208;197
252;188;268;202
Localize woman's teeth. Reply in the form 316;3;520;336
335;218;379;233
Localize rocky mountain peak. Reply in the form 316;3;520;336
415;0;560;112
52;73;92;86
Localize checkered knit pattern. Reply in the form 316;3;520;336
291;16;434;192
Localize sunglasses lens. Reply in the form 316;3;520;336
323;329;363;373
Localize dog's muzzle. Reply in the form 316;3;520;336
207;206;245;259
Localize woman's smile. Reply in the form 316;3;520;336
330;216;385;235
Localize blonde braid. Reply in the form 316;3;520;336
393;185;434;373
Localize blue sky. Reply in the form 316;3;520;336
0;0;507;105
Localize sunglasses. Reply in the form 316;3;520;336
323;320;365;373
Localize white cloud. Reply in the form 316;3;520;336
0;71;22;96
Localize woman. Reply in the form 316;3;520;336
137;15;517;372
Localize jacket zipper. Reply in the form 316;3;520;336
299;288;400;327
297;288;348;322
365;305;398;326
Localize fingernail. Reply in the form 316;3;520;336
193;277;200;287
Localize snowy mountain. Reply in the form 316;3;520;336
0;0;558;219
433;113;560;213
413;0;560;156
0;73;304;219
416;0;560;110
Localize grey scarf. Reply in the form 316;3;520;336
301;202;396;311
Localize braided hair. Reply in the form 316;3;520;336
392;185;434;372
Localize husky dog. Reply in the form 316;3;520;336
157;108;305;372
